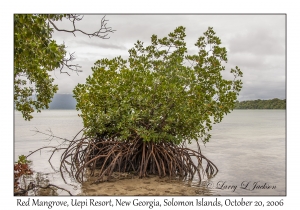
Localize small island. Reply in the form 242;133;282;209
234;98;286;109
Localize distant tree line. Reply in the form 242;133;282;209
234;98;286;109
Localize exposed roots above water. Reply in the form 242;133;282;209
59;135;218;184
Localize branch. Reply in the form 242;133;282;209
48;15;115;39
60;52;82;76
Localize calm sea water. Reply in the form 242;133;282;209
14;109;286;196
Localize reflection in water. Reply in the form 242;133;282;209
17;172;58;196
32;172;58;196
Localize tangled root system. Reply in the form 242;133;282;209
60;133;218;184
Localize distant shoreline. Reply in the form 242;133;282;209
235;98;286;109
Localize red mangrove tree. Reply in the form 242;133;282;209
68;26;242;183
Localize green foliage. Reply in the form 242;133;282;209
14;14;66;120
74;26;243;144
16;155;31;164
235;98;286;109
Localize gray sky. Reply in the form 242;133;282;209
51;14;286;101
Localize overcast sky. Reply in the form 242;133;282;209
51;14;286;101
